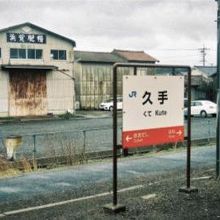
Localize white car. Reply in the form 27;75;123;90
99;97;123;111
184;100;217;117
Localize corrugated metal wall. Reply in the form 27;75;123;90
79;64;113;109
47;71;74;114
76;64;153;109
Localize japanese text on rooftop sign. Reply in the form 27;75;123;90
122;75;184;148
7;33;46;44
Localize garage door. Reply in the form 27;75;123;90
9;70;47;116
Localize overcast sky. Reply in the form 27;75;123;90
0;0;217;66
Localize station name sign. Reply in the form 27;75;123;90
122;75;184;148
7;33;46;44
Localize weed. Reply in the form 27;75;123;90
43;133;87;167
0;156;21;177
58;111;75;120
19;156;32;172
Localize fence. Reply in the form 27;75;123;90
0;127;123;162
0;118;216;162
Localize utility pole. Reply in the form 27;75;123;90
198;45;210;66
215;0;220;178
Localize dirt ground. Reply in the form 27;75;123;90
86;168;220;220
7;166;220;220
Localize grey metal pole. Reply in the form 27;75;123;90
33;134;36;160
83;130;86;155
216;0;220;178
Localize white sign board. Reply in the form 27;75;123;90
122;75;184;148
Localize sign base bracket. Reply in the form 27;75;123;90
179;187;198;194
103;203;126;213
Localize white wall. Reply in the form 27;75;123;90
0;24;75;116
0;70;9;116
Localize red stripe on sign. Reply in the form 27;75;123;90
122;126;184;149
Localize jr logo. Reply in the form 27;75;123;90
128;91;137;98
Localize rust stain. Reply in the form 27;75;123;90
9;70;47;116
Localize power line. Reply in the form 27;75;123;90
148;48;215;51
148;46;213;65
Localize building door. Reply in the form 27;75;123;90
9;70;47;116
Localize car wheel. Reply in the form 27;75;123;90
200;110;207;118
109;106;113;111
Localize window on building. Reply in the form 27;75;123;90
27;49;43;59
36;49;42;59
59;50;66;60
50;50;58;60
28;49;35;59
10;48;26;59
51;50;66;60
10;48;43;59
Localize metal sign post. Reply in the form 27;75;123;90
215;0;220;179
179;67;198;193
103;64;126;213
104;63;196;213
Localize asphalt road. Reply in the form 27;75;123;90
0;115;217;159
0;144;216;219
0;114;216;135
0;115;216;139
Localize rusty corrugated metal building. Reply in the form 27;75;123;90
74;49;158;109
0;22;75;117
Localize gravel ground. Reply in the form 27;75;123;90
2;167;220;220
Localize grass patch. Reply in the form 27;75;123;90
0;155;35;178
0;157;21;178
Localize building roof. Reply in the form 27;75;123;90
184;74;211;87
191;67;209;78
0;22;76;47
191;75;211;86
194;66;216;77
1;64;57;70
112;49;159;63
74;50;125;63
